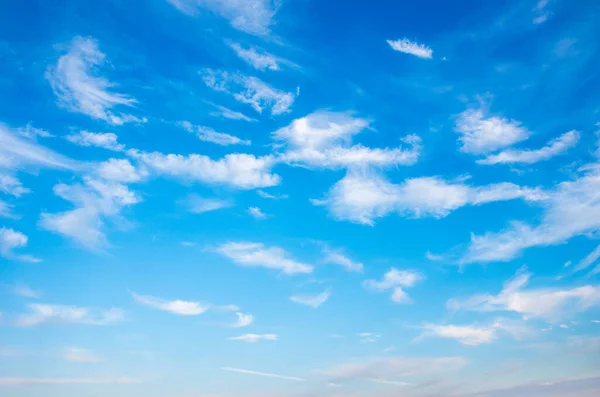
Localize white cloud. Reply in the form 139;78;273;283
214;241;313;275
130;292;208;315
201;69;295;115
320;356;466;386
0;173;30;197
533;0;552;24
257;190;288;200
230;312;254;328
221;367;303;382
0;200;15;219
227;334;278;343
96;159;147;183
63;347;101;363
0;227;40;263
322;248;364;272
208;103;257;122
178;121;250;146
46;36;143;125
0;377;142;385
314;169;546;225
247;206;267;219
39;177;141;250
573;244;600;273
363;268;423;304
478;130;580;165
168;0;280;36
0;123;78;171
229;42;281;71
181;194;233;214
461;163;600;263
16;303;124;327
11;284;41;299
16;123;53;139
290;290;330;308
387;38;433;59
454;108;531;154
273;111;421;169
447;267;600;321
129;150;280;190
358;332;382;343
66;131;125;151
419;324;496;346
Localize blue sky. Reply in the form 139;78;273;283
1;0;600;396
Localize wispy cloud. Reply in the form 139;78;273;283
257;190;288;200
228;42;282;71
478;130;580;165
247;206;267;219
0;227;40;263
16;303;124;327
66;131;125;151
180;194;233;214
201;69;295;116
387;38;433;59
221;366;303;381
177;121;250;146
46;36;144;125
230;312;254;328
0;377;142;385
290;290;331;308
322;247;363;272
10;284;41;299
363;268;424;303
227;334;278;343
63;347;101;363
0;173;30;197
130;292;208;315
418;324;497;346
214;242;313;275
208;103;257;122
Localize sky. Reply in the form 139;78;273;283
0;0;600;396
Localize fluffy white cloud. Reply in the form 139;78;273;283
63;347;101;363
0;227;40;263
447;267;600;321
273;112;421;169
228;42;281;71
214;241;313;275
16;304;124;326
66;131;125;151
320;356;466;386
363;268;423;304
290;290;330;308
387;38;433;59
46;36;143;125
247;206;267;219
95;159;147;183
461;163;600;263
178;121;250;146
129;150;280;190
201;69;295;115
181;194;233;214
221;367;303;382
314;170;546;225
227;334;278;343
230;312;254;327
130;292;208;315
455;108;531;154
478;130;580;165
322;247;364;272
39;177;141;250
0;173;30;197
0;123;78;171
168;0;280;36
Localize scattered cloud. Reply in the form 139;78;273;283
573;244;600;273
363;268;424;303
227;334;278;343
247;206;267;219
447;267;600;321
66;131;125;151
208;103;257;122
273;111;421;169
39;177;141;250
387;38;433;59
419;324;497;346
478;130;580;165
95;159;147;183
213;242;313;275
46;36;144;125
181;194;233;214
230;312;254;328
455;107;531;155
178;121;250;146
358;332;382;343
16;303;124;326
221;367;303;381
0;200;15;219
0;227;40;262
10;284;41;299
533;0;552;24
168;0;281;36
130;292;208;315
322;247;364;272
202;69;295;115
228;42;282;71
0;173;30;197
290;290;330;308
63;347;101;363
313;169;546;225
257;190;288;200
